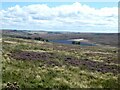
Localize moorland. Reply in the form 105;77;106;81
1;30;120;89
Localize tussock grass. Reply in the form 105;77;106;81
2;37;119;88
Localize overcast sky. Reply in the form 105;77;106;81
0;2;118;33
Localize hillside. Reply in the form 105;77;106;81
2;31;120;89
2;30;118;47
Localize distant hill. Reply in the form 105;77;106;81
2;29;118;47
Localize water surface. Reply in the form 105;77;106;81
50;39;96;46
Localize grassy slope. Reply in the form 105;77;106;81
2;37;120;88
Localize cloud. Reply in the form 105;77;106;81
0;2;118;32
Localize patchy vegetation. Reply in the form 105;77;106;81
2;34;119;89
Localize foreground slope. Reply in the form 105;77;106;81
2;37;120;88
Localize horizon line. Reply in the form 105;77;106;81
1;29;119;33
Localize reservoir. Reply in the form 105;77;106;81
50;39;97;46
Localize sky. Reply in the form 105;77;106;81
0;2;118;33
